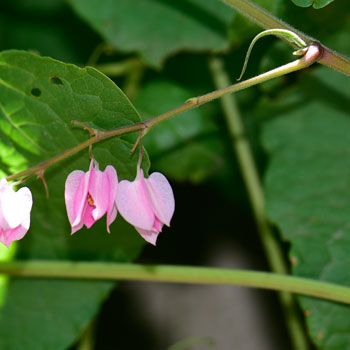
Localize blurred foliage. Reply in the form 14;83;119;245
69;0;235;66
0;0;348;349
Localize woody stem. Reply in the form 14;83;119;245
219;0;350;75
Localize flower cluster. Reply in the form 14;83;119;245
64;160;118;235
1;160;175;247
64;160;175;245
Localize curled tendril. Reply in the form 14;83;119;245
237;29;308;81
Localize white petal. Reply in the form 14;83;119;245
64;170;86;228
2;185;32;229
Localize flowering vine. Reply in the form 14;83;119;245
0;35;322;248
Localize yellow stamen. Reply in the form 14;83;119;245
87;193;95;206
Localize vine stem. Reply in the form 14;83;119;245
7;43;321;182
0;261;350;305
209;56;309;349
219;0;350;75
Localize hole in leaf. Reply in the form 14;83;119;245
30;88;41;97
50;76;63;85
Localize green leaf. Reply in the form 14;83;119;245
134;79;226;183
68;0;235;66
262;67;350;349
290;0;335;9
0;50;147;349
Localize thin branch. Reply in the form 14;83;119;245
7;44;321;182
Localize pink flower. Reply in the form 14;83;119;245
116;168;175;245
65;160;118;234
0;178;33;247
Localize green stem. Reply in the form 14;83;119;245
219;0;350;75
7;44;321;182
237;29;308;81
0;261;350;305
209;56;309;349
122;62;145;100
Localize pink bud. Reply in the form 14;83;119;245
65;160;118;234
116;168;175;245
0;179;33;247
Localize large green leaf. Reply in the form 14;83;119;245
262;67;350;349
0;50;147;350
134;79;226;183
68;0;235;66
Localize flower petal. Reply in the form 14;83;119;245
105;165;118;233
116;175;155;231
1;186;32;229
144;171;175;227
64;169;86;232
83;203;96;229
0;178;8;193
88;167;109;222
0;220;29;247
135;226;160;246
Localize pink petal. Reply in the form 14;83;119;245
135;227;160;246
0;223;29;247
1;185;32;229
64;169;86;232
153;217;163;232
116;174;155;231
0;179;32;247
144;171;175;227
105;166;118;233
73;173;91;228
83;204;96;229
88;167;109;222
